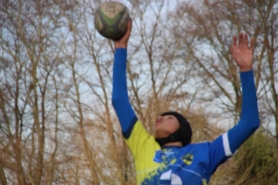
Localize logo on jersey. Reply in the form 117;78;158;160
153;149;176;164
160;170;182;185
182;153;193;165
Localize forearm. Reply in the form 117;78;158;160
112;48;137;138
228;70;260;153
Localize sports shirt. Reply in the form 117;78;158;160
112;48;260;185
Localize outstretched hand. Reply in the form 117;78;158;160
114;19;132;49
230;33;254;72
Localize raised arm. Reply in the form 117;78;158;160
226;33;260;153
112;20;138;138
209;33;260;174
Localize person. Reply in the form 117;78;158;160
112;20;260;185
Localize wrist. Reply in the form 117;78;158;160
114;42;127;48
240;67;252;72
240;69;253;74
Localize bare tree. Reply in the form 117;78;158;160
2;0;275;184
0;0;78;184
170;0;278;142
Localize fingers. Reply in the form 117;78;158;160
120;19;132;41
127;19;132;30
230;35;238;55
114;19;132;48
240;33;250;49
249;37;254;50
243;33;249;48
125;19;132;35
229;45;234;56
232;32;253;49
239;32;248;49
239;32;243;49
232;35;237;47
230;32;254;57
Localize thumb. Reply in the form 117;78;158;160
122;19;132;41
114;19;132;48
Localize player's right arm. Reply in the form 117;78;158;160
112;20;154;158
112;20;137;138
112;47;137;138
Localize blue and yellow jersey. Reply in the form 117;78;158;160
112;48;260;185
124;120;233;185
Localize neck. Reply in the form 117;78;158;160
162;141;182;147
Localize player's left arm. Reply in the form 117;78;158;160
226;33;260;153
209;33;260;173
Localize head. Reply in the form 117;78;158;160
155;111;192;147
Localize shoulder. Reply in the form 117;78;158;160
182;142;211;153
190;141;211;147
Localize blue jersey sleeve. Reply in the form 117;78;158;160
112;48;137;138
227;70;260;153
208;70;260;174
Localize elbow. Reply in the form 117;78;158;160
254;118;260;130
251;117;260;132
112;93;127;109
240;116;260;135
254;112;260;129
112;94;120;108
112;87;130;110
111;89;119;105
